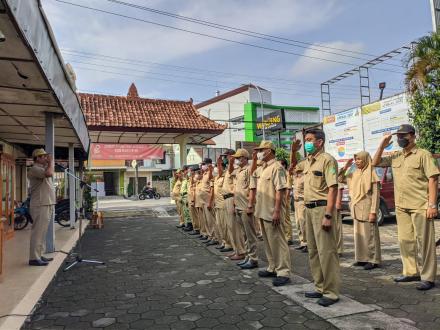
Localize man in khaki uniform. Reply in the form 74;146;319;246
232;149;259;268
292;166;307;252
280;159;294;245
291;129;340;306
28;149;56;266
249;156;264;238
222;150;246;257
187;167;200;235
372;124;439;290
200;158;217;245
194;170;208;240
254;141;291;287
172;171;184;228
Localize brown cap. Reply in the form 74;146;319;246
254;140;276;151
32;148;48;158
392;124;415;135
221;149;235;156
232;148;250;159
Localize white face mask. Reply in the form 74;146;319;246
213;168;219;176
201;165;208;171
234;159;241;166
257;151;265;161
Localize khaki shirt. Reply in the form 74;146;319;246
299;150;338;203
250;165;264;190
378;147;440;209
187;180;194;204
172;179;182;201
222;170;236;194
199;171;212;204
293;173;305;201
214;175;225;209
351;182;380;221
28;164;56;206
234;165;251;210
195;180;204;208
255;159;288;221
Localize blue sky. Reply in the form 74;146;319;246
42;0;434;112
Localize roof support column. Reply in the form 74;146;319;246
45;112;55;253
176;135;189;167
69;143;76;228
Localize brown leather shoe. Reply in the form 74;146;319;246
229;254;245;260
226;252;236;257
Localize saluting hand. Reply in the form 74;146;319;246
344;158;354;170
291;139;302;153
380;135;393;149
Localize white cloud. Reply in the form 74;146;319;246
290;41;365;78
41;0;345;90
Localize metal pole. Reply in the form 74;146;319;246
135;163;139;196
45;112;55;253
68;143;75;228
431;0;438;32
252;84;265;140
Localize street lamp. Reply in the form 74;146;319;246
250;84;265;140
379;82;386;100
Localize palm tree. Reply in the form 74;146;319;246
405;32;440;94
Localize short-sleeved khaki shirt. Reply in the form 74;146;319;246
299;150;338;203
250;165;263;190
187;180;194;204
214;175;225;209
198;171;213;204
194;180;204;208
255;159;288;221
234;165;251;210
28;164;56;206
378;147;440;209
293;173;305;200
222;170;236;194
172;179;182;201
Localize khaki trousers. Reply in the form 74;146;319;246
29;205;54;260
197;207;207;236
176;199;184;225
305;205;340;300
294;200;307;246
203;205;216;239
260;219;291;277
354;219;381;264
236;210;258;261
284;201;293;241
334;211;344;254
220;208;233;249
189;206;199;231
224;198;245;255
395;207;437;282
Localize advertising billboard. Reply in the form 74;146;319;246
255;109;285;136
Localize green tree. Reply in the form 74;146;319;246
405;32;440;153
275;147;289;163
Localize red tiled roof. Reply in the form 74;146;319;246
195;84;268;109
79;84;226;133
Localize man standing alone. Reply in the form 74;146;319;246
28;149;55;266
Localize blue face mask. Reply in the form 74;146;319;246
304;142;316;154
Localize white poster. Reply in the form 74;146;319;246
362;94;410;156
323;107;364;165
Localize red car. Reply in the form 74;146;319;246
341;165;440;226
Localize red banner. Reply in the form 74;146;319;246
91;144;164;160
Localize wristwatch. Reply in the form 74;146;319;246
429;204;438;209
324;213;332;220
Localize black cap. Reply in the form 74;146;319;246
203;158;212;164
221;149;235;156
392;124;415;135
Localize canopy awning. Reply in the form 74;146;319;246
0;0;90;153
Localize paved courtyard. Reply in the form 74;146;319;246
22;209;440;330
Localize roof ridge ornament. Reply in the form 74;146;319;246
127;83;139;99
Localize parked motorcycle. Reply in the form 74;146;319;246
138;187;161;200
13;197;78;230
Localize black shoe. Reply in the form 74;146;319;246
273;276;291;287
301;246;308;253
295;245;306;250
176;224;184;228
189;231;199;235
199;235;209;240
215;245;225;250
394;275;421;283
29;259;49;266
304;291;323;298
203;239;213;244
416;281;435;291
236;258;249;266
183;226;193;232
41;256;53;262
240;260;258;269
220;247;234;253
257;235;263;241
206;240;219;246
353;261;367;267
258;270;277;278
287;240;294;246
317;297;339;307
363;263;378;270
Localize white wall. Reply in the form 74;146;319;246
197;87;272;149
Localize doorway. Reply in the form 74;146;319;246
103;172;116;196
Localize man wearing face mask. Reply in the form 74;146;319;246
232;149;259;269
172;170;184;228
291;129;340;307
372;124;439;291
254;141;291;287
200;158;217;245
188;167;201;236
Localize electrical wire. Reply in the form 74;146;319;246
52;0;405;75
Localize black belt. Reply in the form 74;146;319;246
223;193;234;200
305;200;327;209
